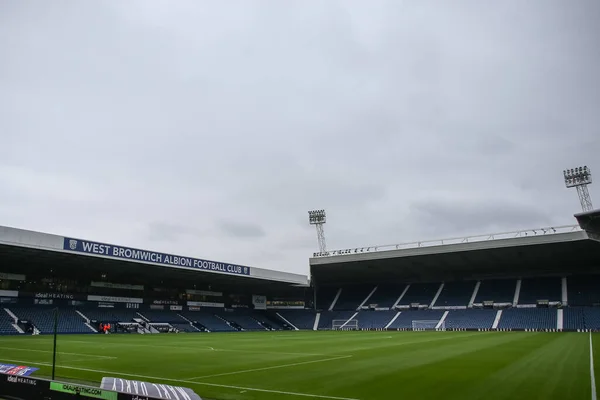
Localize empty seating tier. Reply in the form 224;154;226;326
180;310;235;332
316;287;339;310
356;310;397;329
398;283;441;306
444;309;496;329
518;277;562;304
11;307;91;334
0;310;17;334
318;311;357;329
567;275;600;306
387;310;445;329
275;310;316;330
334;285;375;310
366;285;405;308
474;279;516;304
435;281;476;307
497;308;556;330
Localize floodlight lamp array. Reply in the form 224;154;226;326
308;209;326;224
564;166;592;187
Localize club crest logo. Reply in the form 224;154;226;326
69;240;78;250
243;267;248;274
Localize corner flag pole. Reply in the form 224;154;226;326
51;307;58;380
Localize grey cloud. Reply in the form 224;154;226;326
408;199;553;239
218;221;266;239
1;1;599;274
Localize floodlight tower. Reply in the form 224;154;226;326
564;166;594;212
308;209;327;253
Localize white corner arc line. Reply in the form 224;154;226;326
591;332;597;400
189;355;352;380
0;358;360;400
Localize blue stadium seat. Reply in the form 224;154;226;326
563;307;585;330
518;278;562;304
567;275;600;306
318;311;357;329
474;279;516;304
333;285;375;311
355;310;397;329
387;310;445;329
137;310;187;323
0;310;18;335
435;282;476;307
180;310;236;332
398;283;441;307
275;310;316;330
497;308;556;330
316;287;339;311
444;309;496;329
366;285;405;308
11;306;92;334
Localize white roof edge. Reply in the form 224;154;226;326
0;225;308;286
310;229;589;266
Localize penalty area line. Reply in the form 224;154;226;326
0;358;360;400
189;355;353;380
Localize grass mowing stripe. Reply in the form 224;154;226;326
189;355;353;380
0;345;117;359
0;358;361;400
591;332;597;400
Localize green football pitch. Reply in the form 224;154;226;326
0;331;597;400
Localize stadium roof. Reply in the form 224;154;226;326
0;225;309;287
310;224;600;285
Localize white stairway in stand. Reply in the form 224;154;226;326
468;281;481;308
492;310;503;329
313;313;321;331
513;279;522;307
276;312;299;331
557;309;564;330
356;286;378;311
384;312;401;329
329;289;342;311
436;311;449;329
430;283;445;308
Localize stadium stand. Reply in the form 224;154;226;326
435;281;476;307
563;307;585;330
215;309;267;331
518;277;562;304
497;308;557;330
397;283;440;306
10;306;91;334
274;310;316;330
444;309;497;330
0;310;17;334
180;310;236;332
318;311;357;329
365;285;404;308
316;287;339;310
137;310;188;324
79;308;141;324
474;279;516;304
567;275;600;306
387;310;445;329
333;285;375;310
356;310;397;329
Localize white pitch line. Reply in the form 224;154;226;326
43;340;327;357
0;346;117;359
591;332;597;400
0;358;360;400
189;355;353;380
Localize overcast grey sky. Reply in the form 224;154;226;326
1;1;599;276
